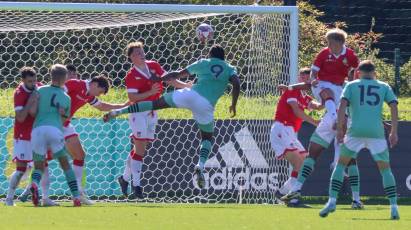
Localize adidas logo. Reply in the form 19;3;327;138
193;127;281;191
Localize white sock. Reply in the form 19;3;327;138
123;155;131;182
7;171;24;200
352;192;360;202
279;178;293;194
73;164;83;193
130;159;142;187
41;166;50;198
329;197;337;204
324;99;337;119
291;181;303;192
391;204;398;209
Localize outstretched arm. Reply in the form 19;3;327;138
94;101;129;111
229;75;240;118
278;82;312;92
289;102;319;127
151;69;191;82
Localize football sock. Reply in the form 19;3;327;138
198;140;212;170
348;164;360;202
115;101;153;115
130;152;143;187
297;157;316;185
6;167;26;200
64;168;80;198
73;159;84;193
122;153;132;182
41;166;50;198
31;169;43;186
381;168;397;206
329;163;345;199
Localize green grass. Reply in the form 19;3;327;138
1;88;410;120
0;203;410;230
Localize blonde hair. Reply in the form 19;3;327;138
325;28;347;44
299;67;311;75
126;41;144;57
50;64;67;81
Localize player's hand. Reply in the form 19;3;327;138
149;71;162;82
149;83;162;96
186;80;194;88
229;105;237;118
312;119;320;127
383;121;392;131
389;132;398;148
336;129;345;144
277;84;287;91
311;79;319;87
103;112;115;123
27;91;39;105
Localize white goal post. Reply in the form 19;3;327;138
0;2;299;203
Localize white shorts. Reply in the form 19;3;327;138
343;136;388;155
31;126;65;156
311;115;336;147
311;80;343;105
129;111;158;141
63;123;79;140
13;139;33;162
270;122;307;159
172;88;214;125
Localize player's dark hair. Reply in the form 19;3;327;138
126;41;144;57
20;66;36;79
91;75;110;94
358;60;375;73
66;64;76;72
299;67;311;75
50;64;67;82
209;44;225;60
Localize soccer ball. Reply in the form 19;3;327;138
196;23;214;42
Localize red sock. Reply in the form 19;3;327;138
291;170;298;178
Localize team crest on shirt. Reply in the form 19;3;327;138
343;57;348;66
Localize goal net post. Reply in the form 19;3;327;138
0;2;298;203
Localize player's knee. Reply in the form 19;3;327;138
153;97;170;110
58;156;70;171
200;131;213;141
308;143;324;160
376;161;390;171
347;158;357;166
320;88;334;101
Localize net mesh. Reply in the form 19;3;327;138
0;9;293;203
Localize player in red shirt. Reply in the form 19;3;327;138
117;41;192;199
281;29;364;209
271;68;321;207
5;67;56;206
63;74;127;205
66;64;79;80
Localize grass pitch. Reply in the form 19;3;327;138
0;203;410;230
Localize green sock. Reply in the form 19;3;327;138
329;163;345;198
64;168;80;198
297;157;316;184
198;140;212;170
348;164;360;200
31;169;42;186
381;168;397;205
124;101;153;114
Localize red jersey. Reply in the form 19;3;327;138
312;46;359;85
64;79;100;126
13;82;42;140
274;89;313;132
125;61;165;103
